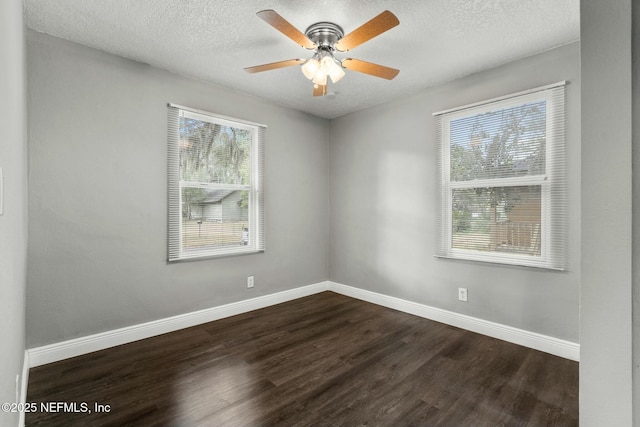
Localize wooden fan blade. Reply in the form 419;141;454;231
257;10;316;49
334;10;399;52
342;58;399;80
244;59;304;74
313;84;327;96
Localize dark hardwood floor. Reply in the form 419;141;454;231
26;292;578;426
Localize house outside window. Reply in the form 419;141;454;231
434;83;566;269
167;104;265;261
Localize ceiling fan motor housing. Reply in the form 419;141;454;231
305;22;344;48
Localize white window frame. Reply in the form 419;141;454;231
435;83;566;270
167;104;265;261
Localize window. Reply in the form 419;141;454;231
167;104;265;261
434;82;566;269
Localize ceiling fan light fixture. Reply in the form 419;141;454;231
303;52;344;85
322;56;345;83
301;57;320;80
312;68;328;86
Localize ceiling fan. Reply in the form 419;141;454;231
245;9;400;96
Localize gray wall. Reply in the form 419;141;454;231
580;1;634;425
328;43;581;343
634;2;640;424
26;31;329;348
0;0;27;424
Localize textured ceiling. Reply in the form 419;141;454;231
24;0;579;119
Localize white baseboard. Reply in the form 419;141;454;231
27;279;578;368
328;281;580;361
18;351;29;427
27;282;330;367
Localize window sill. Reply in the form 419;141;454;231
168;249;265;263
433;254;566;272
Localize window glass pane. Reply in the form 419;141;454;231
452;185;541;256
450;101;546;181
181;189;250;251
179;117;251;185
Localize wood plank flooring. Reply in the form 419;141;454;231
26;292;578;426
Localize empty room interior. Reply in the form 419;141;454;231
1;0;639;426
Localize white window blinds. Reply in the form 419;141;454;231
434;82;567;269
168;104;265;261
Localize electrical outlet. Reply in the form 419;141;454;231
458;288;468;302
247;276;254;288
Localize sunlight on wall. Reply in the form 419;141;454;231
375;151;430;293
